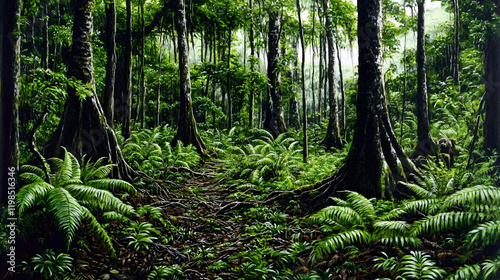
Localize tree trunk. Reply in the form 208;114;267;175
0;0;21;205
311;3;316;124
227;27;232;129
321;0;342;149
289;39;301;130
249;0;255;128
122;0;133;139
103;0;117;128
484;4;500;153
46;0;133;180
157;19;163;127
318;34;323;124
140;0;146;129
452;0;460;87
212;23;217;129
171;0;207;156
413;0;437;158
263;10;286;137
301;0;417;209
297;0;308;163
336;42;346;138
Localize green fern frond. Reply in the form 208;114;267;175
102;211;131;223
402;198;442;215
308;206;364;229
20;172;45;184
411;212;485;236
82;207;115;257
373;220;410;237
446;263;481;280
66;185;135;215
20;165;46;179
344;191;376;222
380;237;423;248
311;229;371;262
401;181;434;198
86;179;136;194
17;182;53;215
379;208;406;221
444;185;500;209
48;188;85;248
465;220;500;249
400;251;446;279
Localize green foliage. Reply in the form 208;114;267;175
146;264;183;280
18;148;135;255
123;126;201;178
375;251;447;280
20;249;74;280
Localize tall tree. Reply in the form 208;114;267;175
122;0;133;139
263;9;287;137
0;0;22;205
296;0;308;163
484;2;500;153
321;0;342;149
248;0;255;128
103;0;117;127
45;0;133;180
303;0;417;208
171;0;207;156
413;0;437;158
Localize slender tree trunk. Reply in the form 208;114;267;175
42;1;49;70
140;0;146;129
400;3;408;142
321;0;342;149
46;0;133;180
249;0;255;128
289;39;301;130
297;0;308;163
172;0;207;156
157;19;164;127
227;27;232;129
413;0;437;157
0;0;21;205
122;0;133;139
452;0;460;87
318;34;323;123
212;23;217;129
103;0;117;128
484;4;500;153
336;42;346;138
311;3;316;124
263;10;287;137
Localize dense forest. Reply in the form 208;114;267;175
2;0;500;278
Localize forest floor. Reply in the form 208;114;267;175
74;161;327;280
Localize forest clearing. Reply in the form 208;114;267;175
1;0;500;279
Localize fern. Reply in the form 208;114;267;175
444;185;500;209
17;147;135;253
465;220;500;249
399;251;447;279
410;212;486;236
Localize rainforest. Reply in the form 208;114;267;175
1;0;500;279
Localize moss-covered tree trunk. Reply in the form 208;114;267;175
263;10;286;137
321;0;342;149
171;0;207;156
0;0;21;205
413;0;437;158
303;0;417;209
46;0;133;180
103;0;117;128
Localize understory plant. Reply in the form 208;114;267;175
18;147;136;255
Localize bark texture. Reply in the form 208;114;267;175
413;0;437;158
0;0;21;204
171;0;207;156
263;10;286;137
103;0;117;127
484;4;500;153
298;0;417;210
321;0;342;149
46;0;133;180
121;0;133;139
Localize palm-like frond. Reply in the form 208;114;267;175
380;236;423;248
373;220;410;237
410;212;485;236
399;251;447;279
444;185;500;209
311;229;372;262
465;220;500;249
66;185;135;215
344;191;376;222
47;188;85;248
86;179;136;193
308;206;364;229
17;182;53;215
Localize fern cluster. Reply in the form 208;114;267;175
18;148;136;255
122;126;201;177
